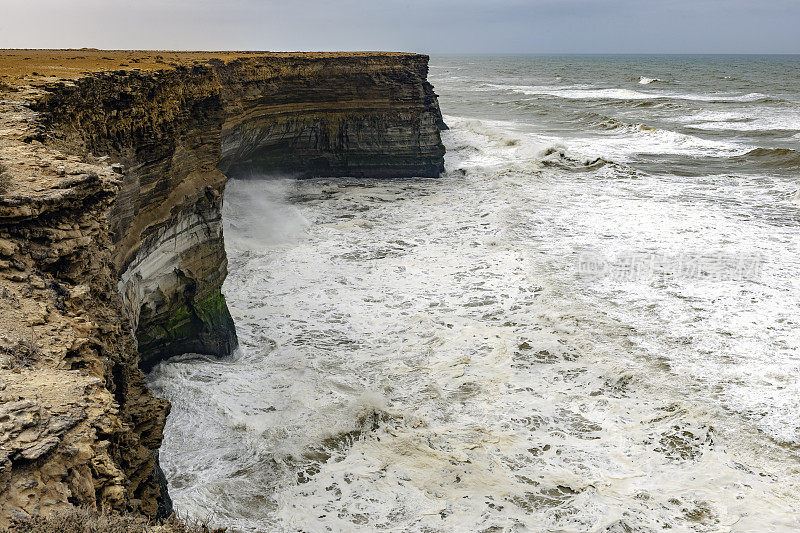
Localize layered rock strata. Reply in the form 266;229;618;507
0;96;170;522
0;50;445;526
34;67;237;371
215;54;445;178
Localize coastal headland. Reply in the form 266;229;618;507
0;49;446;525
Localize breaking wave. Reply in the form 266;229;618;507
487;83;778;104
441;115;616;173
685;112;800;132
735;147;800;170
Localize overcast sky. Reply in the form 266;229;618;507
2;0;799;54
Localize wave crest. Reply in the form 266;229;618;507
736;147;800;170
538;146;610;170
488;83;778;104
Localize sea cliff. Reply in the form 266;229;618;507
0;50;445;525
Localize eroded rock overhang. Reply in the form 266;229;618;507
214;54;446;179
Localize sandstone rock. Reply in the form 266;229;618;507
0;238;16;257
216;55;446;179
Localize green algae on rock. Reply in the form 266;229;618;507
136;289;237;371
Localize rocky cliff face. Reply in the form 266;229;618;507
215;54;445;178
0;50;445;526
34;67;238;371
0;98;170;521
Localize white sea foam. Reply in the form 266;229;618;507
150;53;800;531
638;76;661;85
150;114;800;531
492;83;656;100
690;115;800;132
669;109;800;132
675;110;752;123
488;83;772;103
570;123;747;161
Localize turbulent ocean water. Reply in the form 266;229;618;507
148;55;800;532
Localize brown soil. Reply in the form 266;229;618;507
0;49;415;89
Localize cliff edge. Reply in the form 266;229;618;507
0;50;445;525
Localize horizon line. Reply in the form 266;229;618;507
2;48;799;56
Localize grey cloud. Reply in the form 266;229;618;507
0;0;798;53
